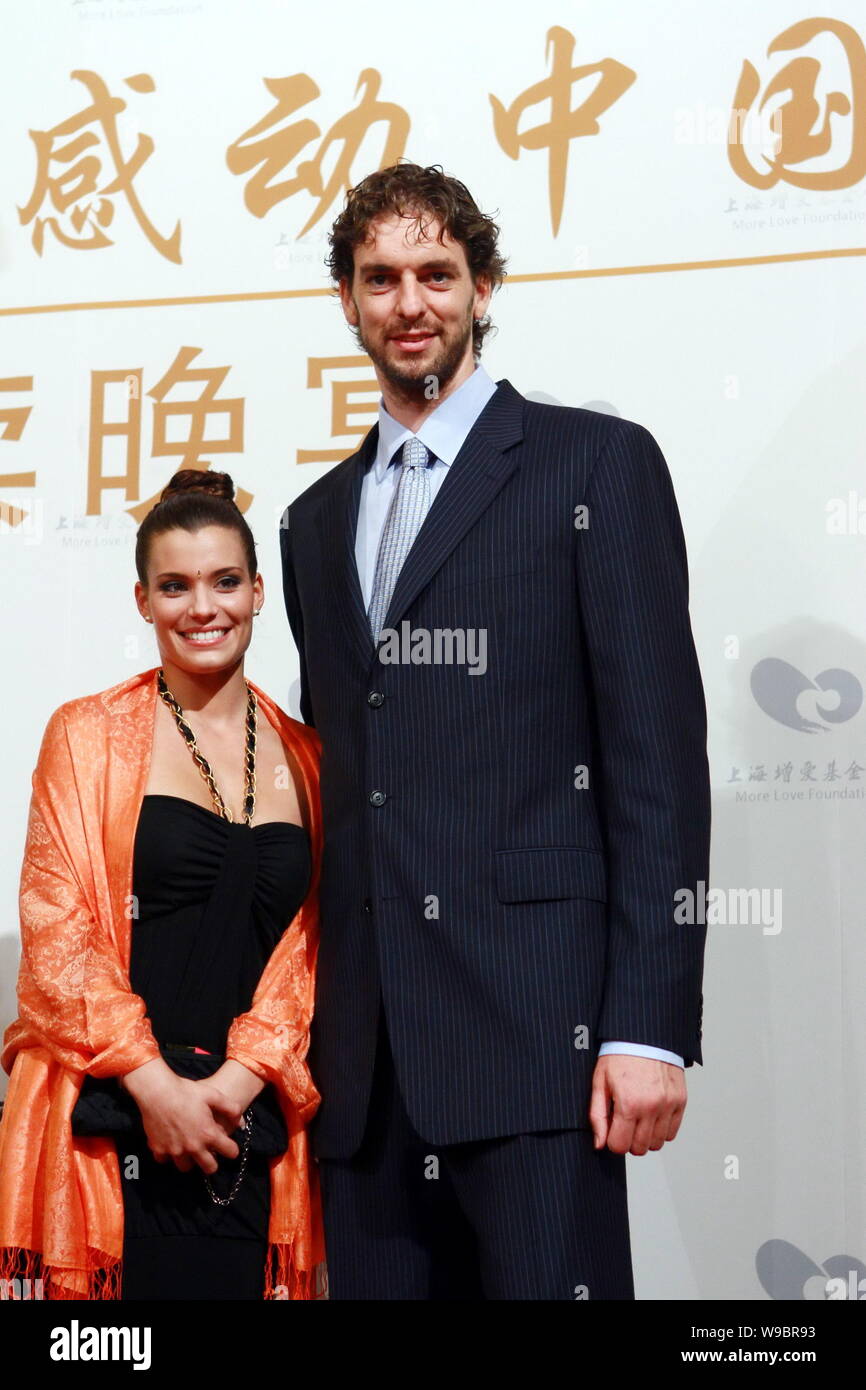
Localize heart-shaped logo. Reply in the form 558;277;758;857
750;659;862;732
756;1239;866;1299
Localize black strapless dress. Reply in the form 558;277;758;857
119;794;311;1301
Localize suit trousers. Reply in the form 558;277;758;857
317;998;635;1300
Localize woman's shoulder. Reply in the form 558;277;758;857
249;682;322;761
277;711;322;763
283;715;321;758
40;669;158;738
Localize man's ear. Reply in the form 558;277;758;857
473;271;493;319
338;275;358;326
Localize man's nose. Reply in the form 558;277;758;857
395;274;424;317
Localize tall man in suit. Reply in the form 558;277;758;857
280;162;710;1300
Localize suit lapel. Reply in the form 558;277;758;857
317;378;525;668
316;425;379;667
382;379;524;634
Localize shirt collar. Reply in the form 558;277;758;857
372;363;497;480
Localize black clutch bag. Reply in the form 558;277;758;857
70;1044;289;1157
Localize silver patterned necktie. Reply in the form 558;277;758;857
367;436;432;644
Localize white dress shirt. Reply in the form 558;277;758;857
354;363;684;1070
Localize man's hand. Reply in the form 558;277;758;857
589;1054;686;1155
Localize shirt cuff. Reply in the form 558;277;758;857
598;1041;685;1068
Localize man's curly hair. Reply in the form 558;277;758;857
327;161;508;359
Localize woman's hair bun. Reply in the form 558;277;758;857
159;469;235;505
136;468;256;585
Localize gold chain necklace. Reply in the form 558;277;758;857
157;668;258;825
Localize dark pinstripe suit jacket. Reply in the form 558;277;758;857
280;377;711;1159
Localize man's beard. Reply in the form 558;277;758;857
356;307;474;399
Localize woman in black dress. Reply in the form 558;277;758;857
80;466;321;1300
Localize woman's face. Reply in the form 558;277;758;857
134;525;263;675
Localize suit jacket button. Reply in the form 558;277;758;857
367;691;384;707
363;898;373;914
369;790;387;807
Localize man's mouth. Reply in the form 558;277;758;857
390;332;435;351
179;627;230;646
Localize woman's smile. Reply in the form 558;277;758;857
178;626;232;646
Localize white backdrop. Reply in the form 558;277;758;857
1;0;864;1301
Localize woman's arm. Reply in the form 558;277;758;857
3;705;161;1079
222;899;320;1123
206;1058;265;1112
223;726;322;1122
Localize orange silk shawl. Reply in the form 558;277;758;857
0;665;326;1300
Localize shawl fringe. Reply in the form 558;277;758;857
0;1244;121;1300
0;1243;327;1301
265;1243;329;1300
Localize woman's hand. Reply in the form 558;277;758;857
205;1059;266;1137
120;1057;242;1174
